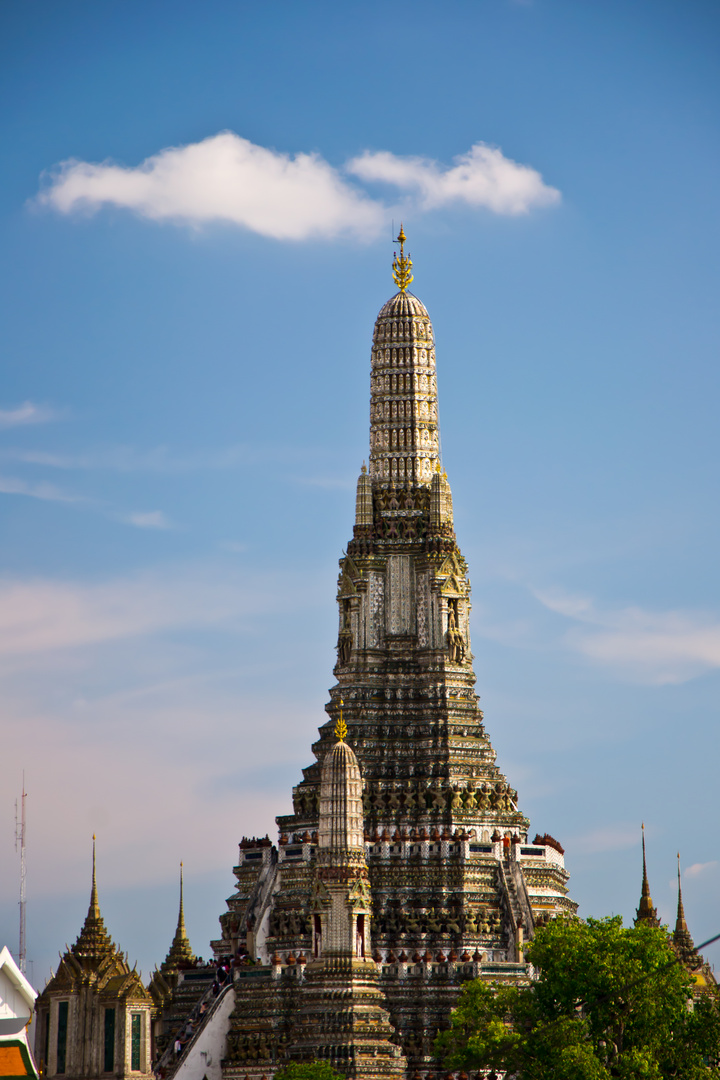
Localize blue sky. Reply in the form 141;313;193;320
1;0;719;986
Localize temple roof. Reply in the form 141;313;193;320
634;825;661;928
161;864;196;973
70;837;117;965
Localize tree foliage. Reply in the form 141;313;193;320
435;916;720;1079
273;1062;346;1080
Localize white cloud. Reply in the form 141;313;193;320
35;132;561;237
36;132;384;241
533;585;720;684
347;142;560;215
0;473;82;503
0;402;57;428
122;510;174;530
685;861;719;879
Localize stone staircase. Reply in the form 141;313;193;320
498;855;534;960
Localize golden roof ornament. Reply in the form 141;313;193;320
334;698;348;742
392;225;413;292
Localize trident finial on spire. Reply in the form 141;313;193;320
392;224;414;292
334;698;348;742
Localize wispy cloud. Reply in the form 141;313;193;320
292;474;354;490
121;510;175;530
0;402;58;428
533;586;720;685
685;861;719;879
0;473;83;503
347;143;560;216
565;824;639;855
35;132;561;239
0;559;323;979
1;443;250;473
219;540;248;554
0;565;301;657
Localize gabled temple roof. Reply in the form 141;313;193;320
39;837;149;1005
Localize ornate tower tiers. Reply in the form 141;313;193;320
290;721;406;1078
216;235;577;1077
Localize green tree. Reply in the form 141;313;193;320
435;916;720;1079
273;1062;346;1080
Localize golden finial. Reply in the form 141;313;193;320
392;224;414;292
334;698;348;742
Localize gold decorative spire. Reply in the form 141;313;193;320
634;824;660;928
334;698;347;742
391;225;414;292
71;835;116;963
162;862;196;973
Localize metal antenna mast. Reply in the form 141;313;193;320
14;775;27;973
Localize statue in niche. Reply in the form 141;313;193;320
337;599;353;665
464;782;478;810
445;598;466;663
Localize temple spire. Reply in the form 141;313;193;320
673;854;697;959
369;261;440;486
71;835;116;963
634;824;660;928
161;862;196;972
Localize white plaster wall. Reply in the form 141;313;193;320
174;989;235;1080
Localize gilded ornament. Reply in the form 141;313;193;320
391;225;414;292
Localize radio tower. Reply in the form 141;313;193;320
14;775;27;974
